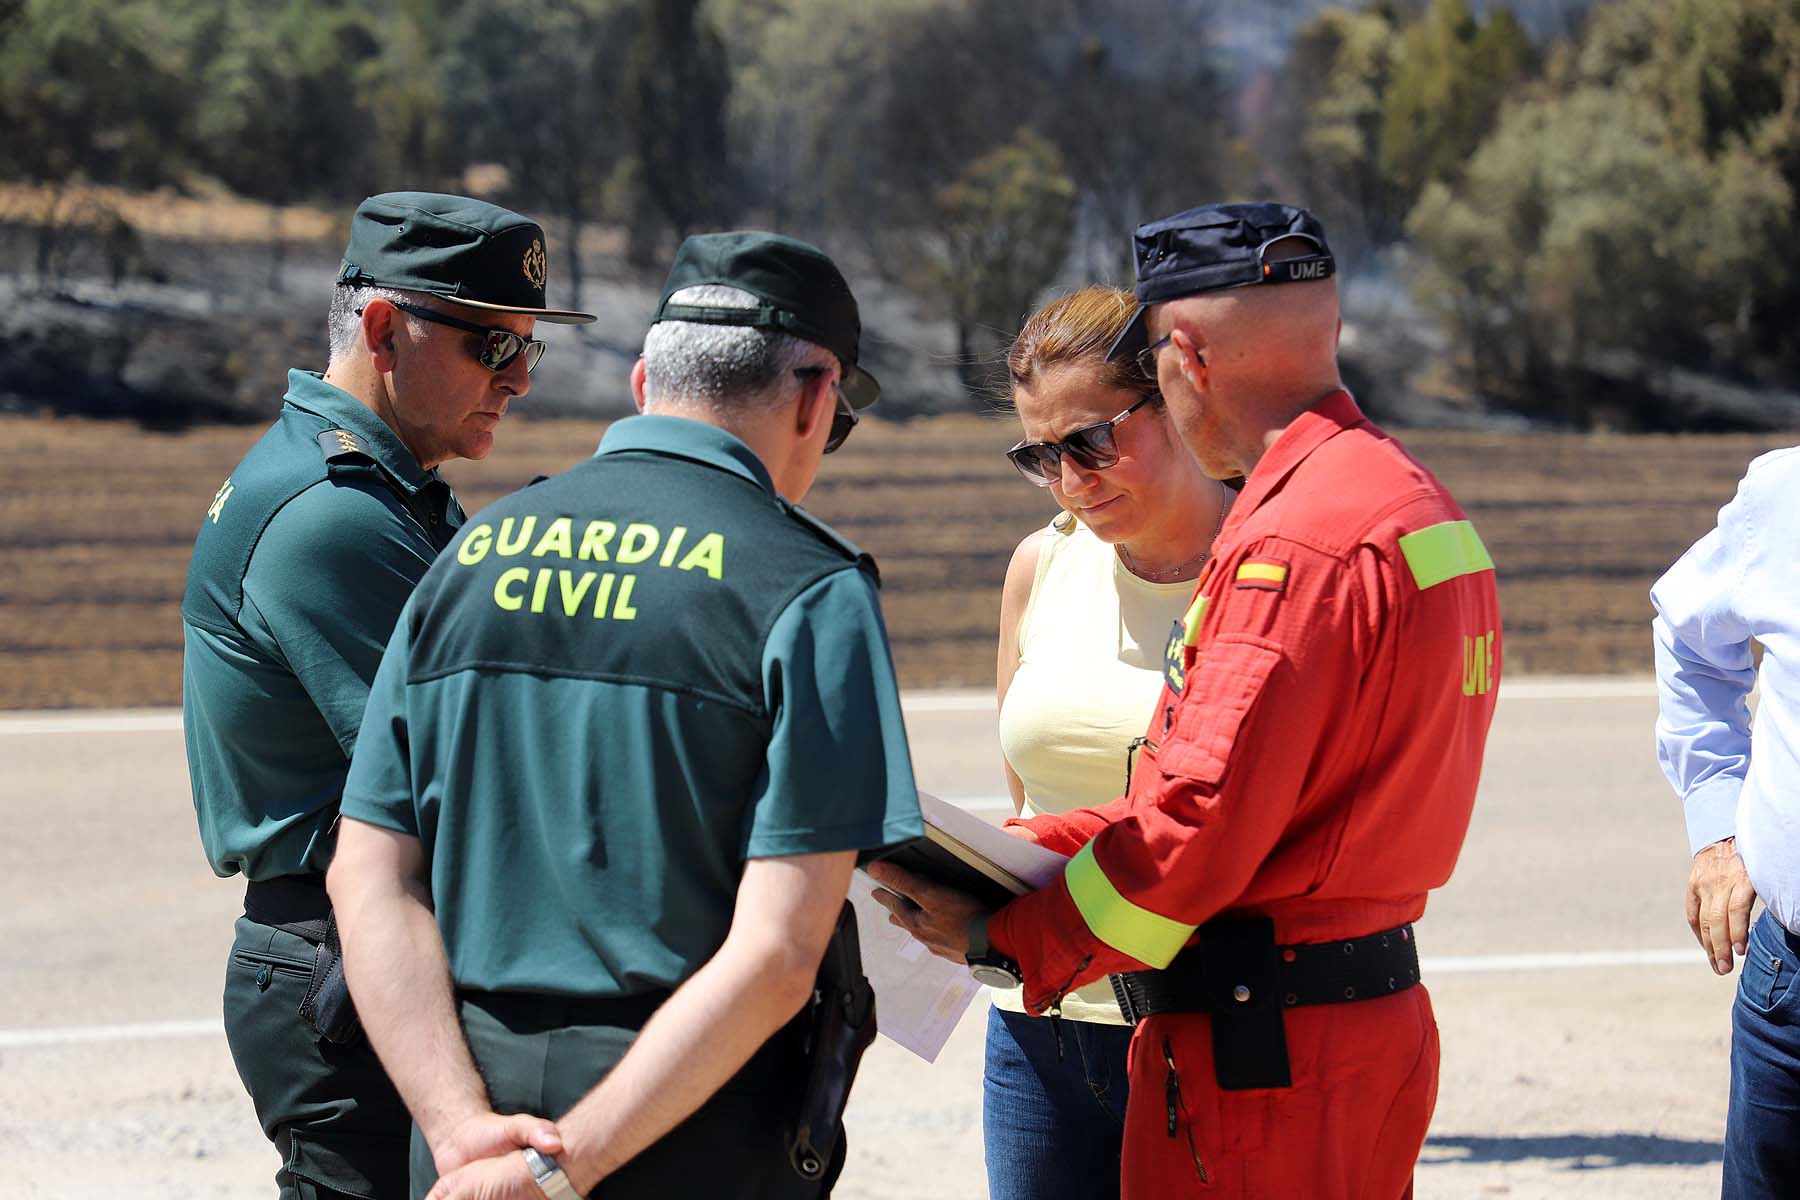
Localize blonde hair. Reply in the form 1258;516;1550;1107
1007;286;1159;401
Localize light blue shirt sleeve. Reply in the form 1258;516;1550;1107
1651;474;1759;855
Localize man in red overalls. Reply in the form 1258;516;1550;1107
872;202;1501;1197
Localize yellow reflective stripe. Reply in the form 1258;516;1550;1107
1064;842;1196;968
1236;562;1287;584
1181;594;1209;646
1398;520;1494;590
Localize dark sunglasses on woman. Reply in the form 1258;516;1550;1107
1005;393;1157;486
360;301;548;373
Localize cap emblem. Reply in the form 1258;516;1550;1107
522;239;547;290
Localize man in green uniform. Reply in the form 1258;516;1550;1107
182;192;594;1199
326;231;922;1200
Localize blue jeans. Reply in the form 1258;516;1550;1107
1725;909;1800;1199
983;1006;1133;1200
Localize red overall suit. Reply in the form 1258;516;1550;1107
989;391;1501;1197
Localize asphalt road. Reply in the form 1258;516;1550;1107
0;680;1737;1198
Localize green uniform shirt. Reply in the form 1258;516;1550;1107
340;414;923;998
182;369;464;880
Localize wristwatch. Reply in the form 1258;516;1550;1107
522;1147;582;1200
965;912;1023;988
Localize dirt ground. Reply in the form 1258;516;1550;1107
0;411;1790;709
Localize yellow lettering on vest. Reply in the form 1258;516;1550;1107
1462;631;1496;696
659;526;688;567
612;573;639;620
530;567;552;613
496;516;537;556
532;517;574;559
494;567;529;611
560;570;595;616
457;524;493;565
579;521;617;562
591;573;616;617
677;532;725;580
207;479;234;524
616;523;659;564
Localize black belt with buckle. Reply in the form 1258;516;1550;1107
1109;918;1422;1090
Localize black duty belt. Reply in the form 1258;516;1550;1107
1109;918;1422;1090
458;988;674;1033
243;873;333;943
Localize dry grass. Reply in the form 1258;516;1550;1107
0;411;1789;710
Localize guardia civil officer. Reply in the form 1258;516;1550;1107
182;192;594;1199
873;204;1502;1197
327;231;923;1200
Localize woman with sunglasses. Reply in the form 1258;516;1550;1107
985;286;1232;1200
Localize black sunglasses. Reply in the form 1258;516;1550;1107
1006;393;1158;487
796;367;859;453
363;301;547;373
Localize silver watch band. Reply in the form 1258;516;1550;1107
521;1147;583;1200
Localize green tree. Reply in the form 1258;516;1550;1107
1262;4;1407;259
911;129;1076;395
0;0;195;285
444;0;630;308
621;0;734;245
1408;85;1791;425
1380;0;1536;201
192;0;387;289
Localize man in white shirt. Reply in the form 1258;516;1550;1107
1653;446;1800;1199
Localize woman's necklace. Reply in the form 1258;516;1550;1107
1119;480;1231;583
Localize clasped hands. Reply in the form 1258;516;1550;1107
424;1109;569;1200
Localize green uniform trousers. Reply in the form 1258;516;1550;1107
223;915;412;1199
408;991;845;1199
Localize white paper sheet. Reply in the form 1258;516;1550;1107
850;791;1070;1062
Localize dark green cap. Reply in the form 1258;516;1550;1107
336;191;596;325
653;231;879;409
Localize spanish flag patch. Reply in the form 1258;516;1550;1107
1235;559;1289;591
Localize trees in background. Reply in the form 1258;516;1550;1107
7;0;1800;423
1407;0;1798;425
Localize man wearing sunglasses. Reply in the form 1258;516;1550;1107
328;231;918;1199
873;203;1501;1198
182;192;593;1200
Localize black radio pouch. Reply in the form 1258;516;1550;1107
297;911;362;1045
1200;917;1292;1090
787;902;877;1181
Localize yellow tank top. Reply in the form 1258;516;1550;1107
993;515;1194;1024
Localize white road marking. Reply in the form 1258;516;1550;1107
0;1019;222;1048
0;678;1662;735
1425;948;1698;974
0;946;1705;1049
0;711;184;736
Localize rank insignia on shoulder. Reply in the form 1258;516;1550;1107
1235;559;1288;592
317;429;371;461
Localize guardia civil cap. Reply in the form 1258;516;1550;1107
336;191;596;324
653;231;880;410
1107;202;1334;361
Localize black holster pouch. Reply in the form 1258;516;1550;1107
787;902;876;1181
1197;918;1290;1090
297;911;362;1045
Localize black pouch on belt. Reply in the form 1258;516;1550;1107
787;901;876;1181
296;910;362;1045
1198;917;1291;1090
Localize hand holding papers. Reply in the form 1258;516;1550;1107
850;793;1069;1061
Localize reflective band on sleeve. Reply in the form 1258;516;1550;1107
1236;562;1287;584
1181;595;1209;646
1064;842;1197;968
1398;520;1494;590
